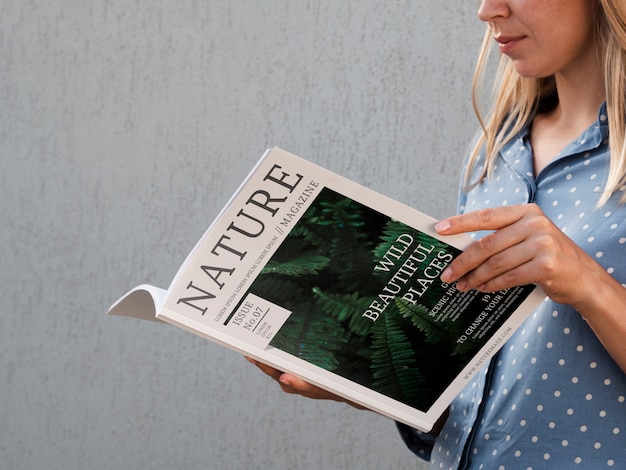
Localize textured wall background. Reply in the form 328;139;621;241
1;2;483;469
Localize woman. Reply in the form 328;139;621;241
252;0;626;466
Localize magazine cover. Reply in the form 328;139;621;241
110;147;545;431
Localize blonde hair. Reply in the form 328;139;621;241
466;0;626;206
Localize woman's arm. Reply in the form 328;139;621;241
434;203;626;374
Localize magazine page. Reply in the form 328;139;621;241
108;284;169;322
151;147;545;431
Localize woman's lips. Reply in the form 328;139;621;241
495;35;524;54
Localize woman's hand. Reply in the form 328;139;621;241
435;203;626;373
434;203;599;307
246;358;366;409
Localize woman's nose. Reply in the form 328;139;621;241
477;0;511;23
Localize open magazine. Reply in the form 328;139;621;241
108;147;545;432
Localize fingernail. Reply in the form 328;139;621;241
441;267;453;283
279;375;291;386
435;220;451;233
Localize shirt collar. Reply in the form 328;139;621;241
499;102;609;175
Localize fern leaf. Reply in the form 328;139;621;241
269;303;348;372
394;298;455;345
312;287;373;336
261;255;330;276
369;307;431;407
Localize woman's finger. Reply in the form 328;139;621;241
246;357;365;407
435;204;536;235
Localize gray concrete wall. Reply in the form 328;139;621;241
1;2;483;469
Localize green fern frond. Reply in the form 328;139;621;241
269;305;348;371
369;308;431;407
261;255;330;276
394;298;455;345
312;287;373;336
372;220;410;262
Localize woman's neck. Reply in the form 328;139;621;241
530;68;605;176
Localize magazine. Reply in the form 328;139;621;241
108;147;545;432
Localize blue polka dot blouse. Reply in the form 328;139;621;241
401;103;626;469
